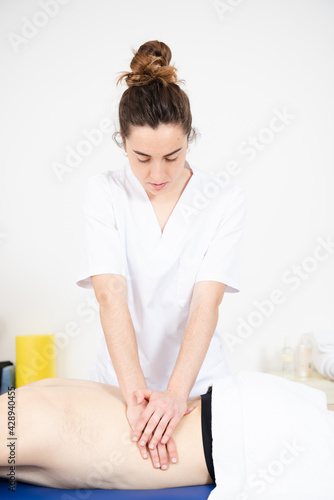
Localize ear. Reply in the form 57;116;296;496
119;131;126;152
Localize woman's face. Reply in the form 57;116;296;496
123;123;188;199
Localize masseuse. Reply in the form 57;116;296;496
76;40;246;468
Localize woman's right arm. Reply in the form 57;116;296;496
91;273;178;470
80;175;146;402
91;273;146;406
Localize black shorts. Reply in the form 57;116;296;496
200;386;215;483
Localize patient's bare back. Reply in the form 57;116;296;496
0;378;210;490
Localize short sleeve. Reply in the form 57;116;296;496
195;184;247;293
76;174;127;289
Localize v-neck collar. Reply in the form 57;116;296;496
125;160;197;254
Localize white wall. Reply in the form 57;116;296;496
1;0;333;378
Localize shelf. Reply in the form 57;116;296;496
267;370;334;404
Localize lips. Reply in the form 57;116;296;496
149;182;167;189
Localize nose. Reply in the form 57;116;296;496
149;162;166;183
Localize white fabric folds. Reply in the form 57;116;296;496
209;371;334;500
312;330;334;381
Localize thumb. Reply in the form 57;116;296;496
184;405;196;415
134;388;152;404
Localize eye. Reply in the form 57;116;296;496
137;157;178;163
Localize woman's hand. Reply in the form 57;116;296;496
132;389;195;451
126;398;178;470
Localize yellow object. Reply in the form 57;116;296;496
15;334;56;387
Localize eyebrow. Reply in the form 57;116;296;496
132;147;183;158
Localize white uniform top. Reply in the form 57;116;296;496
76;160;247;397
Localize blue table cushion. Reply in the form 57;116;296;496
0;479;215;499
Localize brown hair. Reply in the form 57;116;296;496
112;40;198;149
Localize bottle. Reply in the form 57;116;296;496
282;336;294;379
297;333;313;378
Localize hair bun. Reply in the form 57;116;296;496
116;40;183;88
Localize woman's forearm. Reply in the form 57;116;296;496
130;282;225;450
167;301;220;399
99;297;147;405
132;301;220;447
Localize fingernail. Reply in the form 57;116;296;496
132;436;138;442
143;454;148;459
140;440;145;446
149;444;154;450
161;465;167;470
155;462;160;468
171;458;177;464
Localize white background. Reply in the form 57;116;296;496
0;0;333;379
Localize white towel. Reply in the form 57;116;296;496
209;371;334;500
312;330;334;380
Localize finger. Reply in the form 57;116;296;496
148;414;172;449
157;442;169;471
138;410;165;447
133;390;145;404
166;436;178;464
149;441;161;469
134;401;160;432
134;389;152;404
160;415;180;445
138;442;149;461
184;406;196;415
138;431;160;469
132;407;157;442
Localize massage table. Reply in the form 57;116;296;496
0;479;214;499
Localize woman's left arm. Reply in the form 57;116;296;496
132;280;226;449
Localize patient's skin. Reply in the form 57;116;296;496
0;378;213;490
